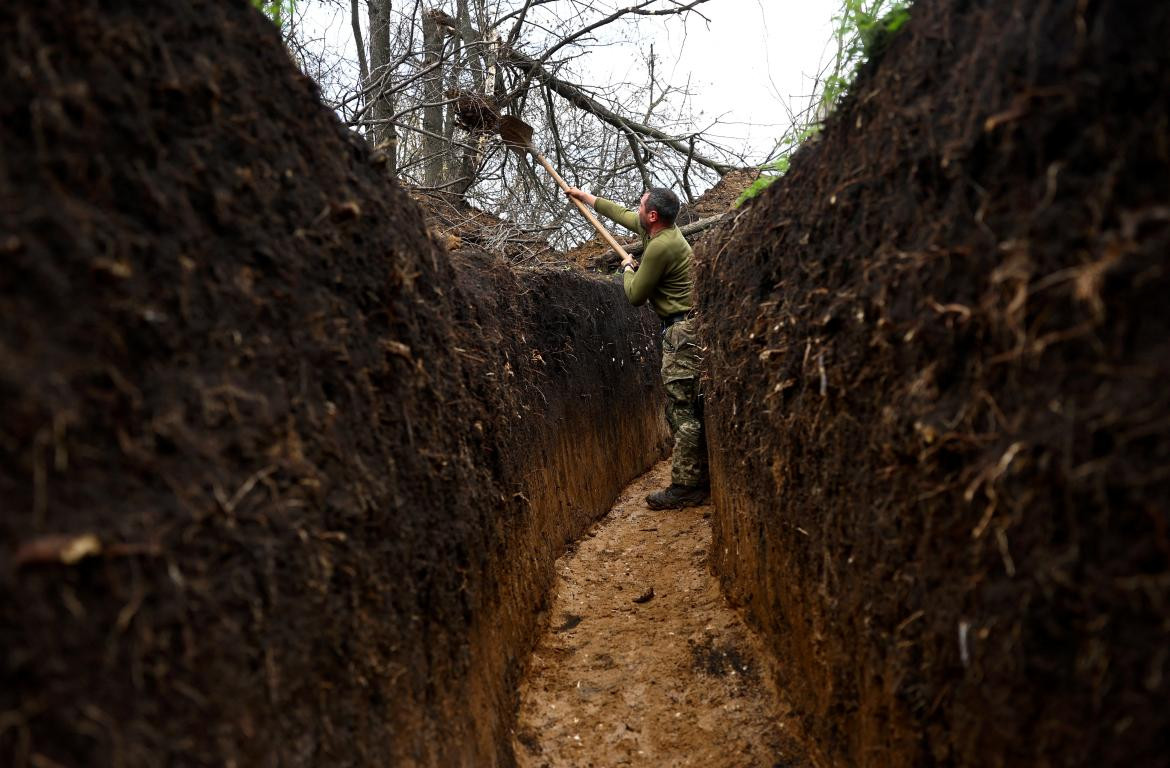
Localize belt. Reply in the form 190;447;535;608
661;310;693;329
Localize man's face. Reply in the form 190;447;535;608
637;192;658;231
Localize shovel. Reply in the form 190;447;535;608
499;115;633;263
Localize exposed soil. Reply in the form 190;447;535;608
0;2;666;766
410;186;559;264
677;168;761;224
563;231;638;272
696;0;1170;765
4;0;1166;765
513;461;809;768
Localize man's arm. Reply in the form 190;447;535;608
594;198;644;237
564;187;597;209
623;238;669;306
565;187;645;238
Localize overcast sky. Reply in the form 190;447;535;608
299;0;840;163
587;0;839;159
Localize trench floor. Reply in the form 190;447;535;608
512;460;810;767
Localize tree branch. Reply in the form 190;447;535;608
535;0;712;68
500;46;734;175
428;7;732;175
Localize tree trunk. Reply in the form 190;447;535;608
443;0;497;200
366;0;397;176
421;11;446;187
351;0;369;85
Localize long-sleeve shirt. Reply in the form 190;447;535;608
594;197;694;318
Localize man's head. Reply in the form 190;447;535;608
638;187;681;232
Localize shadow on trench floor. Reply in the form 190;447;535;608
513;461;810;767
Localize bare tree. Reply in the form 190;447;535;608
367;0;399;173
286;1;749;251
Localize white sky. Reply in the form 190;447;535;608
298;0;839;163
585;0;839;160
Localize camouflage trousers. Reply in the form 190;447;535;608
661;317;708;488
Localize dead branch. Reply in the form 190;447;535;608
500;45;735;175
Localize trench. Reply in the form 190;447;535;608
3;0;1167;766
511;459;809;768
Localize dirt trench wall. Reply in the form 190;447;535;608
695;1;1169;766
0;3;666;767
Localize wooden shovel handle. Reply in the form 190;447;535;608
531;150;632;261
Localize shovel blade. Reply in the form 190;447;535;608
499;115;534;153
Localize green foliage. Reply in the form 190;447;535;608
829;0;911;102
734;125;818;206
252;0;295;31
735;0;909;207
819;2;909;109
736;158;788;204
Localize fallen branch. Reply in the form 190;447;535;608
425;10;733;176
501;48;735;175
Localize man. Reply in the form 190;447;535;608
565;185;708;509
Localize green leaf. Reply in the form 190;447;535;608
735;0;908;209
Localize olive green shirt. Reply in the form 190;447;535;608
594;197;693;318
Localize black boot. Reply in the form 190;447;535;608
645;483;708;510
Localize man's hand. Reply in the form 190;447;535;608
565;187;597;209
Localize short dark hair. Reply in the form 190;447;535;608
645;187;680;225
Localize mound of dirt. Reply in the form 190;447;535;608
564;235;626;271
410;187;559;264
677;168;760;224
696;1;1169;765
0;2;665;766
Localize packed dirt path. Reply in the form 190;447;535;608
512;461;810;767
